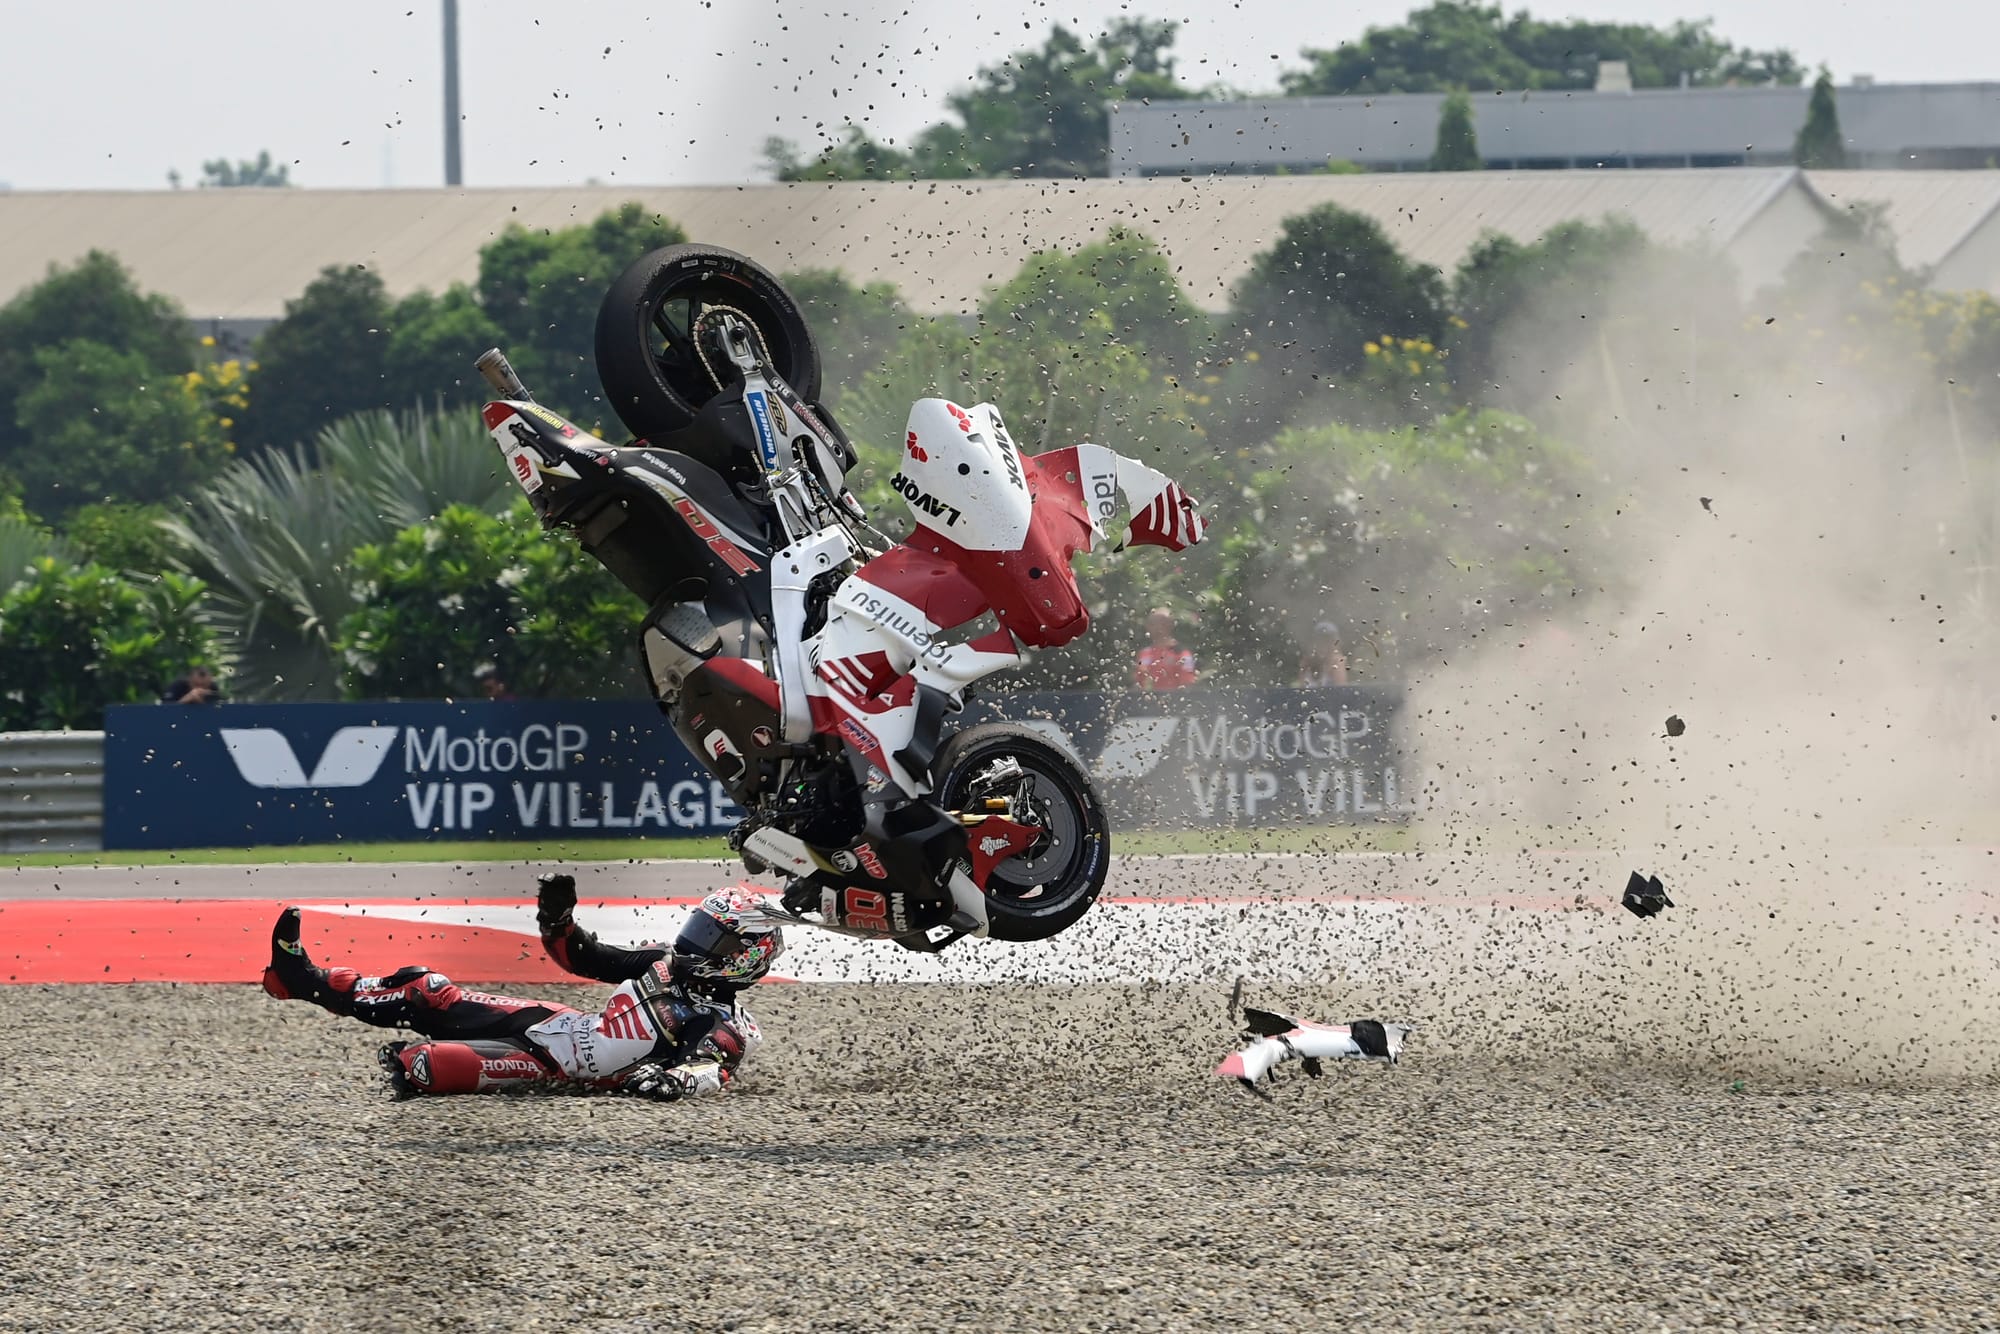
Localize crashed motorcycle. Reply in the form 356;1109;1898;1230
476;243;1206;952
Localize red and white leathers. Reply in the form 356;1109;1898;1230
261;888;768;1099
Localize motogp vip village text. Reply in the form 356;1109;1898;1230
398;723;741;832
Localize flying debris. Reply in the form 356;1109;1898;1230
1622;871;1673;918
1664;714;1686;737
1213;1008;1413;1095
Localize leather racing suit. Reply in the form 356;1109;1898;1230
261;878;776;1100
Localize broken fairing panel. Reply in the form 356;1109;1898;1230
1059;443;1210;554
1213;1008;1414;1091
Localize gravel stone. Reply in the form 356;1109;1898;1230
5;982;2000;1331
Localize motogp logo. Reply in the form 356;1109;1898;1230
905;431;927;463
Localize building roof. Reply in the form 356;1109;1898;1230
0;169;1839;323
1805;170;2000;274
1109;82;2000;176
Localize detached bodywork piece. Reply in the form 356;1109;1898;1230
1622;872;1674;918
1214;1007;1414;1094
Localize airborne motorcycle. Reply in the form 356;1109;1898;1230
477;244;1205;952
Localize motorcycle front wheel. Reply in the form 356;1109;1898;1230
932;722;1111;943
594;243;823;441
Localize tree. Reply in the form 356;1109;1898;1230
12;340;231;518
1201;409;1593;681
383;284;508;410
237;265;395;455
1224;204;1448;433
1430;90;1481;171
767;19;1200;181
1449;217;1650;397
1795;68;1849;168
1282;2;1801;96
0;251;191;467
0;559;216;730
199;150;292;188
980;228;1210;371
763;129;914;182
62;502;175;575
780;269;913;405
475;202;687;401
334;500;646;700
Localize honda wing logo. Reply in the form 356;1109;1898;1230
219;727;399;789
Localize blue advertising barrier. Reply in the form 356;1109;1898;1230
103;685;1410;850
962;684;1411;829
102;701;736;850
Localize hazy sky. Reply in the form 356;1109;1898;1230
5;0;1994;192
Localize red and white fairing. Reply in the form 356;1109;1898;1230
1213;1013;1413;1086
804;398;1208;795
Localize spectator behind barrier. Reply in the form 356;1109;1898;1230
1298;621;1350;686
474;663;518;701
161;664;222;705
1133;608;1198;692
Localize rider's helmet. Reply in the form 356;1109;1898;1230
671;887;785;988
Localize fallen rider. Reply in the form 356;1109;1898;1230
260;874;783;1100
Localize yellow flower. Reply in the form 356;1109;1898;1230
200;335;217;347
1244;350;1260;363
1363;342;1380;357
1407;360;1422;375
219;417;234;428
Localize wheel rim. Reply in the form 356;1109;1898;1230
643;276;805;411
956;752;1095;912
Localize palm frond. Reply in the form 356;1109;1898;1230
0;515;75;597
165;406;513;699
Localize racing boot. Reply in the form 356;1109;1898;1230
378;1042;419;1100
260;906;358;1012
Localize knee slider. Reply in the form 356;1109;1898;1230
405;971;461;1009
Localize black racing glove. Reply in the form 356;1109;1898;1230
535;872;577;933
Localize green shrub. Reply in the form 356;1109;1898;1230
63;502;175;574
0;560;216;730
334;500;646;700
12;339;231;518
165;406;514;700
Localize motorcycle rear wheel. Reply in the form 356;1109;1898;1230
594;243;823;441
932;723;1110;943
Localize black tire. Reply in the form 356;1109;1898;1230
594;243;822;441
932;722;1111;943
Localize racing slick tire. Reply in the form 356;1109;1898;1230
595;243;822;441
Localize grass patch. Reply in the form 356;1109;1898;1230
5;837;733;870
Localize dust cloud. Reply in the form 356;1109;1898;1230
1359;252;2000;1080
